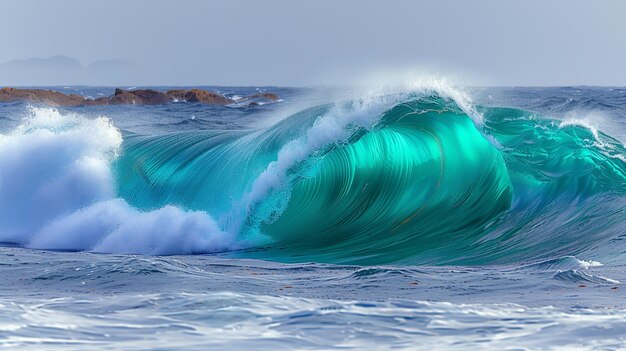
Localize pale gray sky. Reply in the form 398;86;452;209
1;0;625;86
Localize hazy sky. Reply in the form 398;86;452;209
1;0;625;86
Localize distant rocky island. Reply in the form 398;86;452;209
0;87;279;107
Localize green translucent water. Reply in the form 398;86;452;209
260;104;511;264
115;95;626;265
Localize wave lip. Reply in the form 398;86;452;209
517;256;603;272
552;269;620;285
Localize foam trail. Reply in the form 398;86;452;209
30;199;233;254
231;80;479;227
226;94;402;232
0;107;235;254
559;118;603;143
559;116;626;162
409;78;481;124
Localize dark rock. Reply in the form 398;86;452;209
108;92;140;105
82;96;110;106
0;87;86;106
183;89;233;105
166;89;187;101
126;89;173;105
0;87;279;107
107;89;172;105
250;92;280;101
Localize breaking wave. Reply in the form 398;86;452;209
1;84;624;265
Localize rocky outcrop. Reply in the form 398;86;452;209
165;89;187;101
228;92;281;108
0;87;86;106
0;87;278;107
249;92;280;101
82;97;110;106
110;89;173;105
165;89;233;105
180;89;232;105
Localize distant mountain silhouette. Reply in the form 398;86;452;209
4;55;82;71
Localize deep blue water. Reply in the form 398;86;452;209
0;85;625;350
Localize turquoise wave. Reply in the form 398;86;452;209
114;94;626;265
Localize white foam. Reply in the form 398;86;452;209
558;118;602;143
577;259;603;269
559;115;626;161
559;109;626;143
0;107;236;254
409;77;482;125
341;73;484;126
0;107;121;243
228;94;402;232
30;199;234;255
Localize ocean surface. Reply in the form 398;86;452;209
0;84;625;350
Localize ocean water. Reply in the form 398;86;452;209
0;84;625;350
